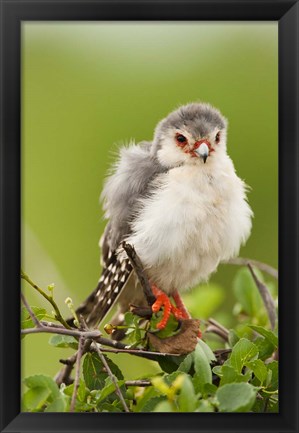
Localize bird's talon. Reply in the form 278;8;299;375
151;292;172;329
171;305;184;320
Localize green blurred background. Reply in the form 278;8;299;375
21;22;278;381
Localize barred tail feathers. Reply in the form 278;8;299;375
67;252;132;328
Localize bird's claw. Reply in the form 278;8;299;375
151;292;172;330
151;285;190;330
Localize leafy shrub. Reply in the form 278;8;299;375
21;265;278;413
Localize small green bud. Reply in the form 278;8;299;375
47;283;55;292
65;297;73;306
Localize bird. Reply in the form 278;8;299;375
72;102;253;337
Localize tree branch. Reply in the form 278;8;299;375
92;342;130;412
21;269;71;329
122;242;156;306
70;335;85;412
55;339;92;386
22;322;180;360
125;380;151;387
21;326;102;339
225;257;278;279
205;318;229;342
21;292;42;328
247;263;277;330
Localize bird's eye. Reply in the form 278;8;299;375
215;132;221;144
176;133;188;145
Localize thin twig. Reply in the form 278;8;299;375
55;339;92;386
21;326;102;339
92;342;130;413
70;335;85;412
205;318;229;342
21;270;71;329
100;346;181;358
125;380;151;387
40;321;66;329
122;242;156;306
21;292;42;328
247;263;277;330
225;257;278;279
22;322;178;362
207;318;229;335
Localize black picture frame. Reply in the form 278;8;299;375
0;0;298;432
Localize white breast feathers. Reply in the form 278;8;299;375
126;156;253;294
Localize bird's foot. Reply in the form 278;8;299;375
151;285;172;330
172;290;202;338
172;290;191;320
151;286;201;337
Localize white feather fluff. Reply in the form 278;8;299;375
126;148;252;293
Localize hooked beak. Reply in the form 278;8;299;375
194;141;210;163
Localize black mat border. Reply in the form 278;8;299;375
0;1;298;432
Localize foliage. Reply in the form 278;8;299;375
21;265;278;413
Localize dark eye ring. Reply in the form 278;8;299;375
176;133;187;144
215;132;221;143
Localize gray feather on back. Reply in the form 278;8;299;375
101;140;167;251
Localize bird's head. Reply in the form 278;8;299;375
153;103;228;168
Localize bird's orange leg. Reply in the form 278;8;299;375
151;285;201;337
151;285;172;330
173;290;202;338
172;290;191;319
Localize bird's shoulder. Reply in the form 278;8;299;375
100;140;167;251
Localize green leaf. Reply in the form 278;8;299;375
124;311;135;326
228;329;240;347
140;396;166;412
252;397;265;413
177;352;194;373
248;325;278;348
245;359;268;384
265;361;278;392
83;352;124;391
202;383;217;396
156;355;185;373
163;371;183;386
218;365;251;386
233;268;264;317
48;334;78;349
45;395;67;412
24;375;60;397
195;399;215;412
83;353;106;390
216;382;257;412
267;396;279;413
63;379;89;402
23;374;66;412
134;386;161;412
196;339;216;363
254;336;275;360
21;306;46;329
153;400;174;412
177;374;197;412
22;387;51;411
99;402;123;412
95;377;125;403
192;343;212;393
228;338;258;373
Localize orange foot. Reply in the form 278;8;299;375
151;285;201;337
151;285;172;330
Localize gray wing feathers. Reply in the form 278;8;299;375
72;140;166;328
101;141;167;250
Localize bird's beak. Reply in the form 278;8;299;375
194;141;210;163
